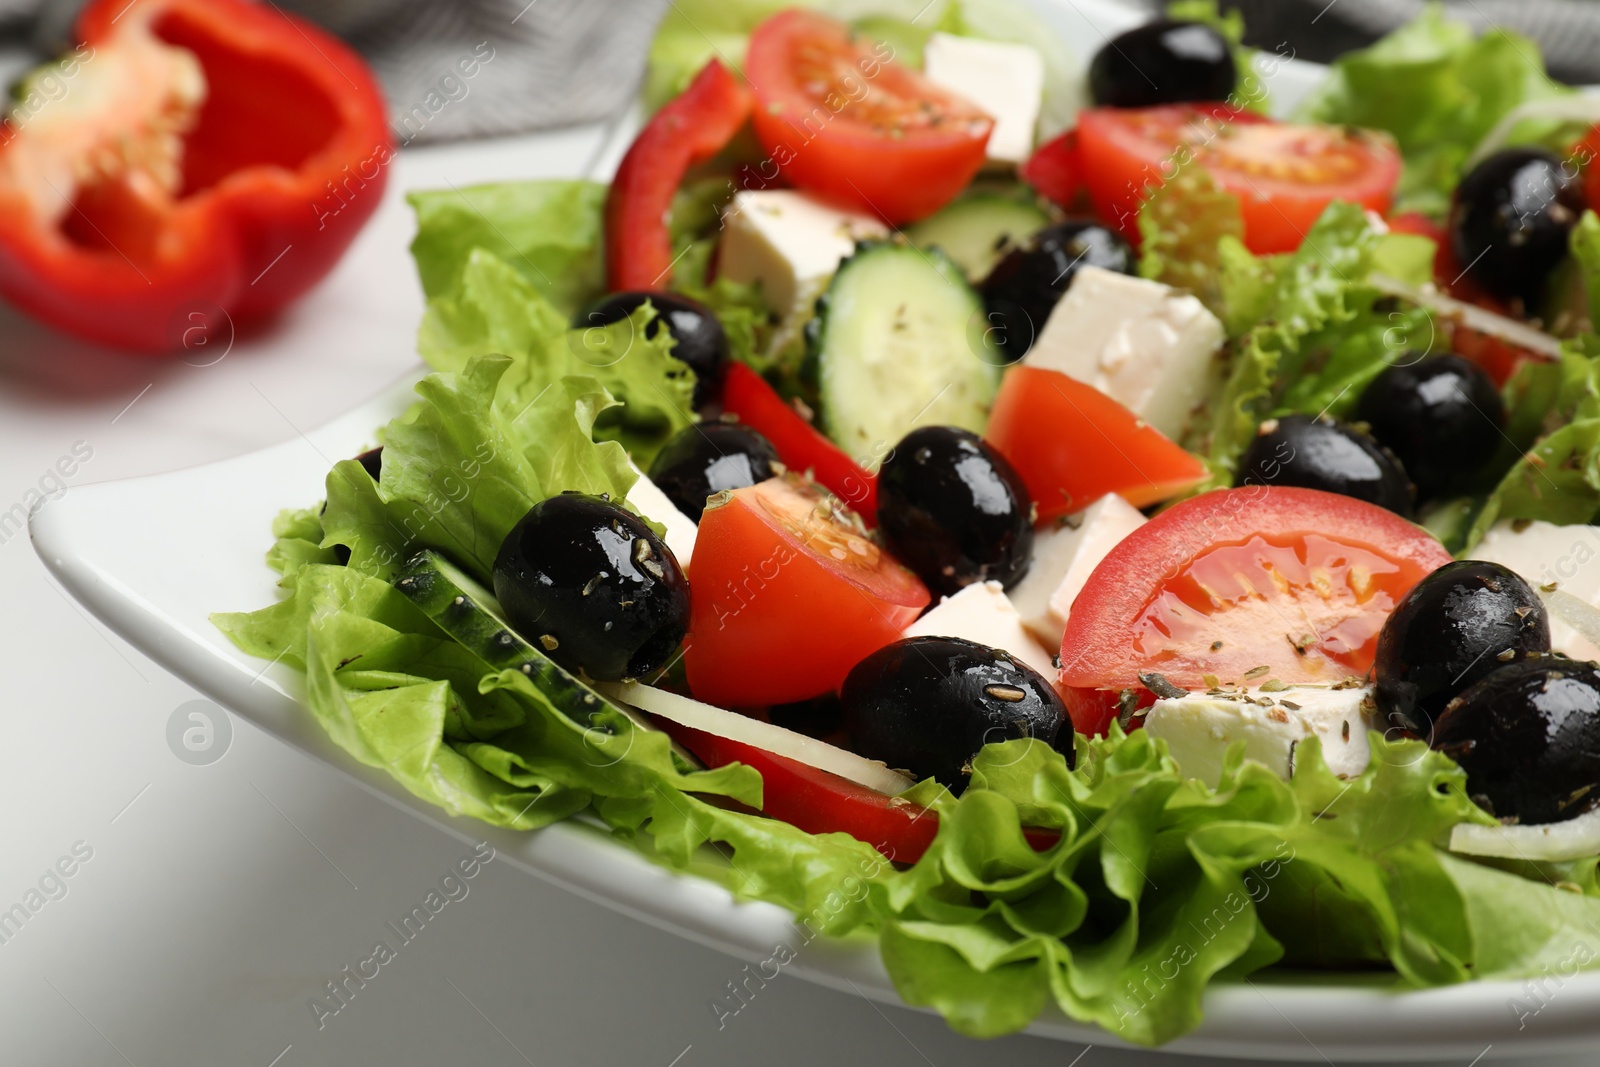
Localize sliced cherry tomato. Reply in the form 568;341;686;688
1059;486;1454;735
721;362;878;520
663;720;1058;862
745;9;992;224
606;60;752;291
1077;105;1400;254
1021;130;1083;210
984;365;1208;524
684;475;928;708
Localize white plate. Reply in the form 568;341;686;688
29;0;1600;1060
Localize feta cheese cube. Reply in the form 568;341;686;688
903;580;1057;678
1144;684;1379;786
1470;518;1600;660
922;34;1045;165
1009;493;1146;648
717;190;887;318
1023;266;1225;440
625;467;696;569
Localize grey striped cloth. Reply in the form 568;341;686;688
6;0;1600;142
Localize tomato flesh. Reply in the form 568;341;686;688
745;9;992;224
984;365;1208;523
1077;105;1400;254
1059;487;1454;734
684;475;928;708
1021;130;1083;210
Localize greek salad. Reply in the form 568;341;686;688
218;0;1600;1047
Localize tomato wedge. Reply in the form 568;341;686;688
606;60;752;291
1059;486;1453;735
745;9;992;224
1077;105;1400;254
984;365;1208;523
685;475;928;708
663;720;1058;863
721;362;878;520
1021;130;1083;210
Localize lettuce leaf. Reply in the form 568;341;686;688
1294;5;1582;217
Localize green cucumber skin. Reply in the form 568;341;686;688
394;550;608;724
904;195;1052;282
813;240;1001;467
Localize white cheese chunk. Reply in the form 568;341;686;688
1023;266;1225;440
1470;519;1600;661
1009;493;1147;649
625;467;697;569
904;581;1057;679
1145;685;1379;786
717;190;887;318
922;33;1045;165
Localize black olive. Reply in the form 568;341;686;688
1234;414;1413;517
1374;560;1551;736
841;637;1070;793
492;493;690;681
1433;660;1600;825
1355;355;1506;501
876;426;1033;598
1088;19;1237;109
576;291;729;408
647;422;780;522
1449;148;1585;307
980;221;1134;361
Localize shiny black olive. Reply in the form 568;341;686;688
1088;19;1237;109
1433;659;1600;825
1374;560;1551;736
876;426;1033;598
841;637;1070;793
492;492;690;681
1234;414;1413;517
1449;148;1585;307
647;422;780;522
577;291;729;408
980;221;1134;360
1355;355;1506;501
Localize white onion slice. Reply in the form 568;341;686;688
1541;587;1600;653
1463;95;1600;173
1450;806;1600;862
606;681;914;796
1368;273;1564;360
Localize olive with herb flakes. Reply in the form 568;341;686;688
1374;560;1551;736
1234;414;1413;517
1433;659;1600;825
980;221;1134;360
876;426;1034;598
1449;147;1584;308
492;492;690;681
841;636;1069;793
648;421;780;522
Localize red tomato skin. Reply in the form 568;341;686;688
1077;105;1399;254
663;721;1060;863
984;365;1208;523
605;60;752;292
684;480;927;708
745;10;992;225
1021;130;1083;209
721;363;878;521
1063;686;1154;738
1059;486;1454;698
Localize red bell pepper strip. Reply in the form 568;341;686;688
0;0;391;352
605;60;752;292
1021;129;1083;209
721;362;878;521
662;720;1057;863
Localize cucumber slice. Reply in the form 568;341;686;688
813;241;1001;468
393;549;661;739
905;195;1051;281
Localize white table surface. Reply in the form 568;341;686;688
0;50;1591;1067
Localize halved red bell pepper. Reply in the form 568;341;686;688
0;0;390;351
605;59;752;292
721;362;878;521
